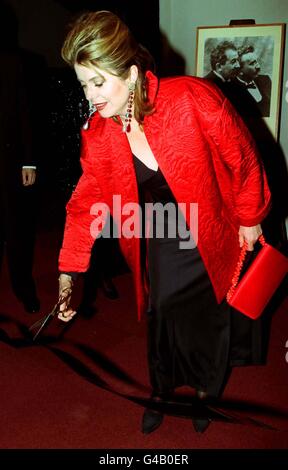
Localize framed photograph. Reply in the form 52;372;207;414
195;24;285;140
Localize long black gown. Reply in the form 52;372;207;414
133;154;265;398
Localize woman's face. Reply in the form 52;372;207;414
74;63;131;118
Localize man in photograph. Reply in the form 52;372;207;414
204;40;250;116
204;40;240;85
235;45;272;117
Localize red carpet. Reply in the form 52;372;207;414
0;224;288;452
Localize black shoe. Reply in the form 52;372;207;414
192;389;211;433
22;296;40;313
192;418;211;433
100;278;119;300
142;408;164;435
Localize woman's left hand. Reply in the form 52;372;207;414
239;224;262;251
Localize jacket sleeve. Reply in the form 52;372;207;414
58;134;107;272
204;96;271;226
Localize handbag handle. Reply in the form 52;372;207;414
226;234;266;302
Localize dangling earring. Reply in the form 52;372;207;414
122;82;135;133
83;101;96;130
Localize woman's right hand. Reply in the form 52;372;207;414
58;273;77;322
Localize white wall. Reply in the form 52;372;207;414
160;0;288;167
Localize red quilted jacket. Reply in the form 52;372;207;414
59;71;271;319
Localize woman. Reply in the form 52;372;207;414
57;11;271;434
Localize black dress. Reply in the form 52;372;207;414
133;154;265;398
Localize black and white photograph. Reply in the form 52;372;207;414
196;24;285;139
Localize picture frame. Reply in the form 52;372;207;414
195;24;285;140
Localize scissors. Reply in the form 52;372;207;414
29;287;72;341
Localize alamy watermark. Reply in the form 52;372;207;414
90;195;198;250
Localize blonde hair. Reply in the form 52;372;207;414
61;10;155;124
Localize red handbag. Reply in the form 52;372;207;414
226;235;288;319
